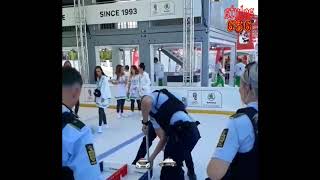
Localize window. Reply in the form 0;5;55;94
117;22;138;29
100;23;116;30
150;17;201;27
62;26;76;32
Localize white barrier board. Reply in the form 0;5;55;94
80;85;243;112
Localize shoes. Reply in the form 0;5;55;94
117;113;121;119
98;126;103;133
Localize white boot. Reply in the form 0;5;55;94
117;113;121;119
98;126;103;133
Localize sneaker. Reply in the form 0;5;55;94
117;113;121;119
103;123;108;128
187;171;197;180
98;126;103;133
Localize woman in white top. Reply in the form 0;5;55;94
127;65;141;115
138;63;151;97
110;65;128;118
94;66;112;133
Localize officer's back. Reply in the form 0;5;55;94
62;67;101;180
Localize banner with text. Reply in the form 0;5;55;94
63;0;202;26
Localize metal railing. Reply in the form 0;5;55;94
73;0;90;83
183;0;195;86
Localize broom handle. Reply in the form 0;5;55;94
146;124;151;180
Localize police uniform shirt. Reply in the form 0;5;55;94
148;91;193;129
62;105;102;180
212;102;258;163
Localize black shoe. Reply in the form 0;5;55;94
187;171;197;180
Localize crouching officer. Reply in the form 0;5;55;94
141;89;201;180
207;62;258;180
132;94;199;180
134;118;199;180
62;67;102;180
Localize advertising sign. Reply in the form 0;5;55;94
84;87;95;102
187;90;202;107
62;0;201;26
201;90;222;108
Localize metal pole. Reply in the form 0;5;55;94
78;0;85;79
183;0;194;86
73;0;80;70
183;0;188;86
191;0;194;85
145;128;151;180
82;0;89;83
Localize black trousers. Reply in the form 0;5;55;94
74;100;80;115
98;107;107;126
132;123;157;165
132;122;199;179
160;122;201;180
116;99;125;113
130;99;141;112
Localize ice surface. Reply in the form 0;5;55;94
78;107;230;180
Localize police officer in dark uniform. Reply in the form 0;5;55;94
207;62;258;180
132;93;198;180
62;67;102;180
140;89;201;180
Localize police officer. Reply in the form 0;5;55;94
133;121;199;180
207;62;258;180
132;94;198;180
140;89;201;180
63;61;80;115
62;67;102;180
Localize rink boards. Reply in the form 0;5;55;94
80;84;242;113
